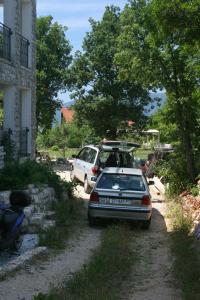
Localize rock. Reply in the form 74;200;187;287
45;211;56;220
42;220;56;231
24;205;35;218
29;213;45;227
0;190;11;204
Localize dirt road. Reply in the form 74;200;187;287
123;185;181;300
0;168;181;300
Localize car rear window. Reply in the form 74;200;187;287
99;151;134;168
96;173;145;191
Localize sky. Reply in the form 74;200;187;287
37;0;127;53
36;0;128;103
0;1;163;108
0;1;128;104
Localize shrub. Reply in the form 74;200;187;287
0;160;73;199
50;145;59;152
189;185;199;197
153;151;189;196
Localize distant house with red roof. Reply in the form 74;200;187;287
61;107;74;124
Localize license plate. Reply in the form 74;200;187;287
100;198;132;205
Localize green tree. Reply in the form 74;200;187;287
149;103;177;144
37;121;86;155
36;16;72;131
68;6;152;138
116;0;200;181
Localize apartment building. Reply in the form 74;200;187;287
0;0;36;167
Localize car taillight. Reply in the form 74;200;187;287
90;192;99;202
142;195;151;206
92;166;99;175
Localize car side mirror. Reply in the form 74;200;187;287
148;180;154;185
91;176;97;182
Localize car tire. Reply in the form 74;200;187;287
84;177;91;194
142;218;151;230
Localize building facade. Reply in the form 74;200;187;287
0;0;36;166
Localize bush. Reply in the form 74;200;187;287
0;160;73;199
50;145;59;152
153;151;189;196
189;185;199;197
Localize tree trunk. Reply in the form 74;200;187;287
176;101;196;182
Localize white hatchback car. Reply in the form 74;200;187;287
70;142;140;193
88;167;153;229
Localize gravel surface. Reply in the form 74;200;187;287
0;226;101;300
123;185;181;300
0;167;181;300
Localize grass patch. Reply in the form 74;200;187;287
40;148;80;159
34;225;137;300
38;196;84;250
134;148;152;160
168;198;200;300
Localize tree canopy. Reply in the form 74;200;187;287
36;16;72;132
115;0;200;181
68;6;152;138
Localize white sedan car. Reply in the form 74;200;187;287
88;168;153;229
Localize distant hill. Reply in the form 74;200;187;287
145;91;166;115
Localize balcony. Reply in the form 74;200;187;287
19;127;29;157
19;34;30;68
0;22;12;61
0;22;29;67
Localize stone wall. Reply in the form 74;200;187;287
0;185;57;233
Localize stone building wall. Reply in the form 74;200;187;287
0;0;36;159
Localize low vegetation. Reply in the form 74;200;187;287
0;159;83;249
168;198;200;300
34;225;137;300
0;160;72;199
39;195;84;250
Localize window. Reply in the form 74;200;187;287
97;174;145;191
78;148;90;161
87;148;97;164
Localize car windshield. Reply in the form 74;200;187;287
96;173;145;191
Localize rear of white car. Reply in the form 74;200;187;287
70;144;137;193
88;168;152;229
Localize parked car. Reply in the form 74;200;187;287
88;167;152;229
70;141;140;193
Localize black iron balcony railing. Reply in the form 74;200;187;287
0;22;12;61
19;127;29;156
19;34;30;68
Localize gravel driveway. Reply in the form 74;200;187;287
0;167;181;300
